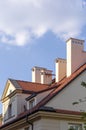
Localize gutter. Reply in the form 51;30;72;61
26;115;33;130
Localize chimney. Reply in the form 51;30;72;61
56;58;66;82
32;66;52;84
32;67;41;83
41;69;52;84
66;38;86;77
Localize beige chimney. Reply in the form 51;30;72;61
66;38;86;77
32;66;41;83
41;69;52;84
56;58;66;82
32;66;52;84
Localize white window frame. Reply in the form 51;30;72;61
8;103;12;118
68;123;82;130
29;98;35;109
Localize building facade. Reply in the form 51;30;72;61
0;38;86;130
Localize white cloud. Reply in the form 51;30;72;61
0;0;85;46
82;0;86;6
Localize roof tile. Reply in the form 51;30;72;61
16;80;54;93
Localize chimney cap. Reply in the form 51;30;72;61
66;37;85;43
32;66;47;70
55;58;66;63
32;66;52;72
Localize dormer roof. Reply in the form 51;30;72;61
1;78;55;101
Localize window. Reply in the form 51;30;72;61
8;104;12;118
25;127;29;130
9;89;12;94
29;99;35;109
84;124;86;130
68;123;82;130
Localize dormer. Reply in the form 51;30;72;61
1;80;16;123
1;79;29;124
2;81;15;100
26;93;37;110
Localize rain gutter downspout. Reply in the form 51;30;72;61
26;115;33;130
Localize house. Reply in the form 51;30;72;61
0;38;86;130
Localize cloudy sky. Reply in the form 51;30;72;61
0;0;86;112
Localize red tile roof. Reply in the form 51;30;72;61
16;80;55;93
55;108;81;115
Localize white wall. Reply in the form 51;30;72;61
6;83;15;97
46;70;86;112
34;118;85;130
2;93;29;124
2;95;16;123
34;118;60;130
16;93;29;115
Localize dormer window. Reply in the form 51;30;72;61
26;94;36;110
29;98;35;109
9;90;12;94
8;104;12;118
68;123;82;130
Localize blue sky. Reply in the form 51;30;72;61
0;0;86;113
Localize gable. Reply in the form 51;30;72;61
45;70;86;112
1;79;16;100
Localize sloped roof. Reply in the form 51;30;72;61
11;63;86;110
1;78;56;100
10;79;56;93
36;63;86;108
